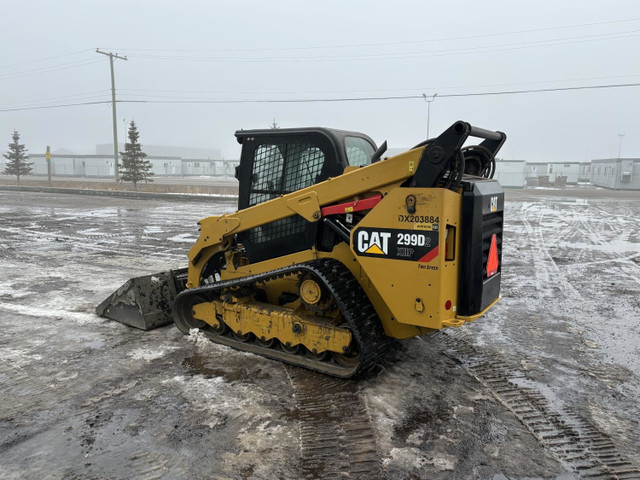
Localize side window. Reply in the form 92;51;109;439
249;144;284;206
283;144;325;191
345;136;375;167
249;142;325;206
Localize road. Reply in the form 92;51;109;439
0;187;638;479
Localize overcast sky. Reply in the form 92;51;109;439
1;0;639;162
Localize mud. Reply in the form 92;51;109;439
0;187;638;479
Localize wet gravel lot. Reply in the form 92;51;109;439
0;187;638;479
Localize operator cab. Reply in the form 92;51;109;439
234;127;377;210
233;127;378;262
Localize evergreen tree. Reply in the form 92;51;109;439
3;130;32;185
120;120;153;190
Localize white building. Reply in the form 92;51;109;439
26;153;237;178
591;158;640;190
148;156;182;176
494;160;526;188
96;143;222;159
524;161;581;186
524;162;549;186
579;162;592;183
548;162;580;185
30;154;113;177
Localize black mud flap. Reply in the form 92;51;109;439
96;268;188;330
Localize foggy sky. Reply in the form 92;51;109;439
1;0;639;162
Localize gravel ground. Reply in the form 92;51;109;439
0;187;638;479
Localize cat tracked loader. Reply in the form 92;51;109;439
97;121;506;378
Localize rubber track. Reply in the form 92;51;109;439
173;258;389;378
443;330;640;480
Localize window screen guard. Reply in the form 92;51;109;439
246;142;327;245
248;142;326;207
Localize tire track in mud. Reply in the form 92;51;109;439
0;366;174;480
573;205;640;287
519;202;640;295
286;367;381;479
125;450;171;480
443;330;640;480
519;204;581;300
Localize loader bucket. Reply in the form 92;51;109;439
96;268;188;330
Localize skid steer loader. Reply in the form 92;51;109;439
97;121;506;377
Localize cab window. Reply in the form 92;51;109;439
345;136;375;167
248;142;326;206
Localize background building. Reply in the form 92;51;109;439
494;159;526;188
591;158;640;190
95;143;222;160
579;162;592;183
525;161;581;186
525;162;549;186
548;162;580;185
27;153;238;178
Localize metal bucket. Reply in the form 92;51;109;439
96;268;187;330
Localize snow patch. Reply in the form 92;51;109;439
0;302;101;324
0;287;30;299
383;447;456;472
128;346;178;361
143;226;164;234
168;233;198;243
185;329;256;358
1;346;44;369
166;192;237;198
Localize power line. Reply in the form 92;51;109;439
0;49;93;70
0;17;635;79
118;82;640;104
104;17;640;53
0;90;111;109
126;30;640;64
3;72;633;109
0;59;103;81
439;82;640;98
0;100;110;112
117;73;640;98
2;82;638;113
1;95;111;110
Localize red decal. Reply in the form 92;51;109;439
418;245;439;263
321;195;382;216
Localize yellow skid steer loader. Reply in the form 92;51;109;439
97;121;506;378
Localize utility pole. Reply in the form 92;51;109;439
422;93;438;139
618;133;625;159
96;49;127;182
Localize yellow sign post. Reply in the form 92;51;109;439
46;146;51;186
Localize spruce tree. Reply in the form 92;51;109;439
120;120;153;190
3;130;32;185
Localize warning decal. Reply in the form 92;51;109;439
352;227;439;262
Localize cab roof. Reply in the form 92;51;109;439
234;127;377;150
